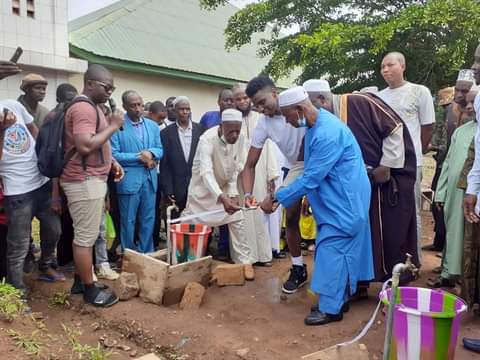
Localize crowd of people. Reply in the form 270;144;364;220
1;44;480;349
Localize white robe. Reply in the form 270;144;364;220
183;126;250;263
240;111;280;262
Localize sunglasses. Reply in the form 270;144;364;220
92;80;116;93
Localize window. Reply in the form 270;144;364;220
26;0;35;18
12;0;20;16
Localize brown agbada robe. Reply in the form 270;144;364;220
338;93;418;281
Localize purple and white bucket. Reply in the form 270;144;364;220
379;287;467;359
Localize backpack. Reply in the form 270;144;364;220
35;97;103;178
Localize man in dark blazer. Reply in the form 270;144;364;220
161;96;204;218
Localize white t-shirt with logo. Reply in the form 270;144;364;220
378;82;435;166
250;114;306;166
0;100;48;196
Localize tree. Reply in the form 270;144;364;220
201;0;480;92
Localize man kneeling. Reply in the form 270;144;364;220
182;109;254;280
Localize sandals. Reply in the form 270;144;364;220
426;276;455;288
272;250;286;259
38;270;66;282
71;276;109;295
254;261;273;267
84;288;119;308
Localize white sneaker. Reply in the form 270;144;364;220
96;263;119;281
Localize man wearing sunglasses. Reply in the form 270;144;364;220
60;64;125;307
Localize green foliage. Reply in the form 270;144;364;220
200;0;480;92
6;329;42;355
0;280;25;321
49;291;71;308
62;324;112;360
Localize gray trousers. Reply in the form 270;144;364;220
5;181;61;291
95;211;108;266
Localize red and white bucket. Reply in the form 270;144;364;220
170;223;211;265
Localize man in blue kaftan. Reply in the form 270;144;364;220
262;86;374;325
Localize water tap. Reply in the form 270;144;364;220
391;253;418;287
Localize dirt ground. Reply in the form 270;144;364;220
1;211;479;359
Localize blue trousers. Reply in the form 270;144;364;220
118;180;155;253
312;223;373;315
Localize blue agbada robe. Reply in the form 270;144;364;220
277;109;374;314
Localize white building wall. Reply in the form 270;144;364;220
0;0;86;108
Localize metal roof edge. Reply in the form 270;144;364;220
70;45;243;87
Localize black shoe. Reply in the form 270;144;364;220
463;338;480;353
71;275;108;295
23;252;36;274
422;244;442;252
282;264;308;294
83;285;119;308
311;302;349;313
304;310;343;326
272;250;286;259
426;276;455;289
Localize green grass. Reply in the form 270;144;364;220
49;291;71;308
62;324;112;360
6;329;42;355
0;280;25;321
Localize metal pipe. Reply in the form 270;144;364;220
383;254;417;360
166;203;179;265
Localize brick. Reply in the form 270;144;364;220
215;264;245;286
179;282;205;310
112;272;139;301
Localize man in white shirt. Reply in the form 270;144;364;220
233;83;280;266
378;52;435;262
242;76;308;293
0;99;62;294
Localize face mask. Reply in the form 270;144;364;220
296;111;307;127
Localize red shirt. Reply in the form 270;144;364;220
61;100;112;182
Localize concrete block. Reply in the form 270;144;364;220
215;264;245;286
113;272;139;301
179;282;205;310
122;249;169;305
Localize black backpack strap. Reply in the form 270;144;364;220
66;97;105;171
94;104;105;166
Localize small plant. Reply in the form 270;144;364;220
63;324;112;360
49;291;71;308
0;279;25;321
30;315;47;331
6;329;42;355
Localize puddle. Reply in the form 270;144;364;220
264;277;283;304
